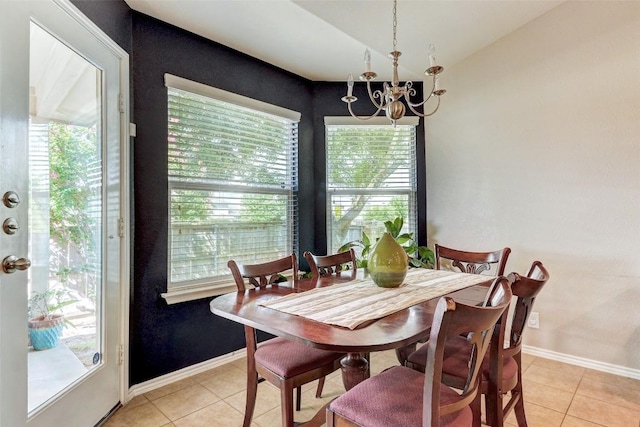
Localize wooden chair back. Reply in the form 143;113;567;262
303;249;357;279
505;261;550;352
484;261;550;427
424;276;512;425
435;244;511;276
227;254;298;291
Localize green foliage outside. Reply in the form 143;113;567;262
28;285;77;321
49;122;99;250
361;197;407;223
327;125;414;246
47;121;100;298
168;90;290;225
338;217;434;269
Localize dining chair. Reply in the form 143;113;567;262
406;261;550;427
435;243;511;276
303;248;357;281
326;276;513;427
227;254;344;427
303;249;358;399
395;244;511;365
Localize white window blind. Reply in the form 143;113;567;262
167;80;299;293
325;121;417;254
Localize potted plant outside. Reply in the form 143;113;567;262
28;287;76;351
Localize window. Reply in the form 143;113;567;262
325;117;418;254
164;74;299;302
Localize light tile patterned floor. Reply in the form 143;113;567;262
104;351;640;427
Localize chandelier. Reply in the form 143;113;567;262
341;0;445;125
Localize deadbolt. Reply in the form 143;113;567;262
2;256;31;274
3;218;19;235
2;191;20;208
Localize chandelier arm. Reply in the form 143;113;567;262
406;101;426;117
347;100;385;121
405;92;434;109
427;76;436;99
366;80;387;110
404;77;436;109
422;95;442;117
404;88;441;116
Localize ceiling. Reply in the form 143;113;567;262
124;0;564;82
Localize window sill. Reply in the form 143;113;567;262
161;282;237;305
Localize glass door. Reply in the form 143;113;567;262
0;1;128;425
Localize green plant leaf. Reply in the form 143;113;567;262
361;232;371;247
396;234;412;245
336;216;435;270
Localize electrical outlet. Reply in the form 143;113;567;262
528;312;540;329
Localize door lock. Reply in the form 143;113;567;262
3;218;20;235
2;191;20;208
2;256;31;274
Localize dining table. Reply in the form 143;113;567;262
209;269;494;395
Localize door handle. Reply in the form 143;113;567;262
2;256;31;274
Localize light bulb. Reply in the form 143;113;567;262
364;49;372;72
347;74;354;96
428;43;437;67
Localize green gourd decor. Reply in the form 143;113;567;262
367;232;408;288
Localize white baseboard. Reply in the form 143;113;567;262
124;345;640;404
125;348;247;402
522;345;640;380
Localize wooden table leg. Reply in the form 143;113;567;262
340;353;369;390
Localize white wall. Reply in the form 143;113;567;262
426;1;640;374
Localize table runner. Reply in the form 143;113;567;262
259;269;491;329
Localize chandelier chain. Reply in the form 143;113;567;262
392;0;397;51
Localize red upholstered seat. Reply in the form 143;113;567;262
329;366;473;427
256;337;343;378
406;336;519;383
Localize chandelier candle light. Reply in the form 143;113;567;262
342;0;446;125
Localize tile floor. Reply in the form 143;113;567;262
104;350;640;427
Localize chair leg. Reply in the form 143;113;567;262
512;354;527;427
471;389;482;427
492;392;505;427
244;368;258;427
295;385;301;411
316;376;325;398
485;378;500;427
513;392;527;427
281;385;295;427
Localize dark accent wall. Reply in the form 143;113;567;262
129;13;319;384
71;0;427;387
71;0;132;54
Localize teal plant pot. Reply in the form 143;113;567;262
28;314;64;351
367;232;408;288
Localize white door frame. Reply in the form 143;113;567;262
37;0;133;416
58;0;133;411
